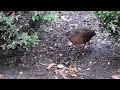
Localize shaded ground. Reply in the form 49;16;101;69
0;11;120;79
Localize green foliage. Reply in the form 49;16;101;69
0;11;59;50
16;32;39;50
95;11;120;36
32;11;59;23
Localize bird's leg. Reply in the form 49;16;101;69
88;41;91;49
81;44;85;55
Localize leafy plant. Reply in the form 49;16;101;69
17;32;39;50
32;11;59;23
0;11;60;51
95;11;120;36
0;14;38;50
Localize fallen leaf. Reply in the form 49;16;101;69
117;69;120;73
61;16;69;21
68;65;81;76
59;70;67;79
111;75;120;79
0;75;4;79
47;63;56;70
55;69;67;79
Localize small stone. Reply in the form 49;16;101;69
67;41;72;46
101;41;106;44
89;61;92;64
107;62;110;65
57;64;64;69
54;43;57;46
82;53;85;55
54;76;59;79
86;68;90;70
71;74;77;77
0;75;4;79
59;53;63;56
31;77;34;79
19;71;23;75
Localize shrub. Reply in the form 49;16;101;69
95;11;120;37
31;11;59;23
0;11;59;50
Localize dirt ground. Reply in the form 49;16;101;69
0;11;120;79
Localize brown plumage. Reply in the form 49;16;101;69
65;28;96;54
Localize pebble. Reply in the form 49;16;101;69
57;64;64;69
86;68;90;70
19;71;23;75
59;53;63;56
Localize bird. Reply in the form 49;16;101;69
65;28;96;55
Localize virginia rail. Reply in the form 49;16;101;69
65;28;96;55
